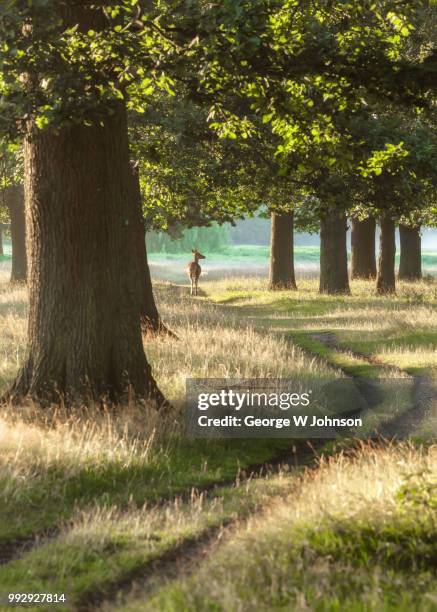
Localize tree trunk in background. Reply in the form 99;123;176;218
319;211;350;294
376;214;396;295
142;235;161;331
6;101;167;406
6;184;27;283
351;217;376;280
399;224;422;281
0;224;3;256
130;163;176;337
268;211;297;290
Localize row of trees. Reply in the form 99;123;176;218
268;212;424;296
136;91;436;296
0;1;435;407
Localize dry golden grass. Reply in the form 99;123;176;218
0;274;330;486
0;274;332;545
0;275;333;401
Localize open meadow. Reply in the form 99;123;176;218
0;270;436;611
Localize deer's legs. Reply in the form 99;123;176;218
195;278;199;296
190;277;194;296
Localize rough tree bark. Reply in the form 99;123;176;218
399;224;422;281
130;163;176;337
376;214;396;295
319;211;350;295
268;211;297;290
6;4;167;407
351;217;376;280
5;185;27;283
7;106;167;406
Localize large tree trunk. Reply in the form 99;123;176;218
399;224;422;281
319;211;350;294
6;103;167;406
268;211;297;290
376;214;396;295
6;2;167;406
351;217;376;280
130;164;176;337
6;184;27;283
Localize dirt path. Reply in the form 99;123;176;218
78;441;357;611
307;331;432;439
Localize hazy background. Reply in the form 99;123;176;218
1;217;435;282
146;216;437;283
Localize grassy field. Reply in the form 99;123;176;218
0;241;12;261
148;243;437;264
3;242;437;271
0;273;436;610
149;243;437;266
147;245;437;283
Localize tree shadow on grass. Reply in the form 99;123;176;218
304;517;437;572
0;437;290;544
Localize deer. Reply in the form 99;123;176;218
187;248;206;296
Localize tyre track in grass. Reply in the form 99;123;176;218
0;439;327;568
75;441;333;612
306;331;433;439
74;349;383;609
0;345;384;606
0;439;330;607
75;504;258;611
0;342;367;569
0;319;375;595
0;528;60;566
75;298;431;612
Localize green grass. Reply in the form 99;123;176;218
1;240;12;260
148;244;437;271
286;329;386;378
148;244;321;263
201;277;437;380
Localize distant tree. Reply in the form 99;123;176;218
376;214;397;294
5;185;27;284
358;112;437;293
351;217;377;280
319;210;350;295
0;143;26;283
268;211;296;290
399;224;422;280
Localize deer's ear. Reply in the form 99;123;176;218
192;248;196;253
